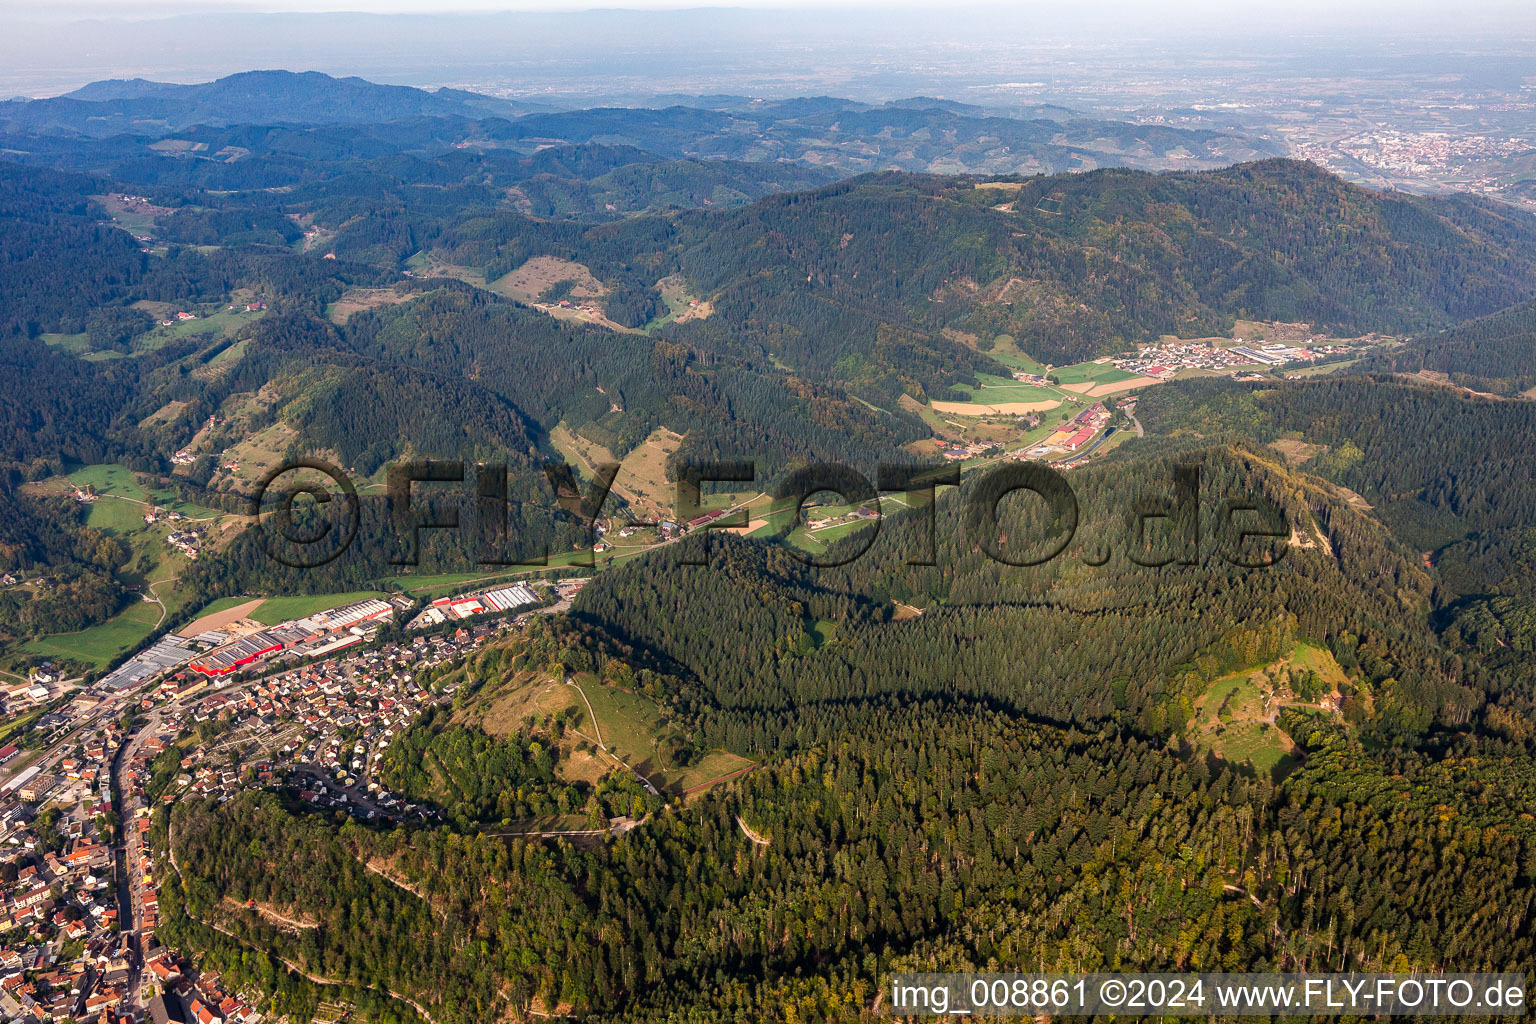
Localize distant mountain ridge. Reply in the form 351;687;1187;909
0;70;1277;180
3;70;544;134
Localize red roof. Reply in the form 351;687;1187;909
1063;427;1095;448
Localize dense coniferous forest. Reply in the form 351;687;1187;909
1370;297;1536;394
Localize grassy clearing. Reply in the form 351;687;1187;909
902;394;1039;452
670;749;755;795
959;372;1063;405
62;464;221;519
40;332;92;356
143;487;223;520
452;650;767;799
411;252;636;331
1268;439;1325;466
490;256;606;304
483;814;593;834
211;421;300;490
83;496;147;535
1190;671;1294;772
1188;643;1348;774
13;464;247;668
95;193;169;235
980;336;1049;374
139;400;189;431
1289;641;1349;688
644;275;713;332
1286;358;1360;378
135;306;262;353
325;288;417;324
552;423;683;520
192;338;252;382
51;469;216;606
781;515;877;554
572;675;666;763
248;591;390;626
463;672;571;735
70;464;147;499
571;675;754;795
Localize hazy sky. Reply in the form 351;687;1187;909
4;0;1534;22
2;0;1532;99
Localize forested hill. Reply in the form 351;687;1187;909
163;442;1536;1023
1370;296;1536;394
644;161;1536;362
1135;373;1536;716
7;154;1536;483
570;444;1469;746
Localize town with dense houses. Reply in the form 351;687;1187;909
0;582;560;1024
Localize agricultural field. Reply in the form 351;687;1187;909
93;192;170;236
209;421;301;490
965;333;1050;374
22;600;162;670
938;371;1064;416
404;251;486;287
902;394;1035;452
197;337;250;378
13;464;245;668
47;464;224;520
1286;358;1361;377
928;351;1156;426
247;591;391;626
177;597;266;636
1050;359;1142;387
406;253;638;329
783;517;875;555
138;400;190;432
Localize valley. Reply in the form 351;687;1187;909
1;60;1535;1024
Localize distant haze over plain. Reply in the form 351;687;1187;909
2;2;1534;100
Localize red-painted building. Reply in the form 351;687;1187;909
189;632;283;677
